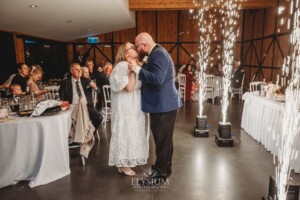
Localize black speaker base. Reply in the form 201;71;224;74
215;132;233;147
194;128;209;137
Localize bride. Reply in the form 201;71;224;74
108;42;149;176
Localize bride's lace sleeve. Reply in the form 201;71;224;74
109;61;129;92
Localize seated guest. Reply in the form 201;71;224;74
82;66;100;99
81;67;89;79
85;57;98;80
103;62;112;76
11;63;30;92
231;58;245;88
97;62;112;109
98;66;103;73
27;65;49;101
214;62;224;77
59;63;103;129
10;84;23;96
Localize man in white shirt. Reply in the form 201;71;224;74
59;63;103;129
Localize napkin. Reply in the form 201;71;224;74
31;100;61;117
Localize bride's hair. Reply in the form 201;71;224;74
114;42;130;67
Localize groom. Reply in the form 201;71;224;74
129;32;182;184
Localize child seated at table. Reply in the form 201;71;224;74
10;84;23;96
27;65;49;101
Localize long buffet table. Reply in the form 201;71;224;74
241;92;300;172
0;107;73;188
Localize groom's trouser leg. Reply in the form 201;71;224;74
150;109;177;174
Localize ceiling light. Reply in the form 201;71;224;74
29;5;38;8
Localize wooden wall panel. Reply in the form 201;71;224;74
253;10;264;39
243;10;254;41
65;3;290;87
162;44;178;65
67;44;73;66
136;11;156;40
129;0;276;10
253;40;262;65
13;35;25;63
261;38;274;66
273;35;289;68
180;44;198;63
264;7;277;36
277;34;289;57
180;11;199;42
262;68;272;81
114;28;136;43
241;0;291;84
236;11;244;42
157;11;178;42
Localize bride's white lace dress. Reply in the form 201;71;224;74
108;61;149;167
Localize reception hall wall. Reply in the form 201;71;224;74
0;0;291;88
68;2;291;88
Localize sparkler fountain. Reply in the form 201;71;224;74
215;0;241;146
191;1;214;137
273;1;300;199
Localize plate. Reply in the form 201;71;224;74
18;110;34;117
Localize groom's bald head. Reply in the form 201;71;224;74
135;32;155;56
136;33;154;45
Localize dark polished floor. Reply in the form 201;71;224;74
1;97;299;200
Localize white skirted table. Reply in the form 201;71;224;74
241;92;300;172
0;107;73;188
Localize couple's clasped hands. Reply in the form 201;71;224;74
128;60;138;72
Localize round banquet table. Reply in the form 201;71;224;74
0;107;73;188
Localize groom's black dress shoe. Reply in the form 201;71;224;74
146;165;172;177
166;167;172;177
139;168;168;186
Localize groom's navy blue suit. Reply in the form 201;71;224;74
138;44;182;175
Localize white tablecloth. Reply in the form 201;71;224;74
0;107;73;188
241;92;300;172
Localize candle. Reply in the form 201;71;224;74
281;77;284;87
276;74;279;85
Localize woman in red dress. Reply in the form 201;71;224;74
182;64;194;102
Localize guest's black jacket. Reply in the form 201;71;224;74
231;67;245;88
59;77;93;106
97;71;110;90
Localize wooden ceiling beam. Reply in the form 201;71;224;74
129;0;276;10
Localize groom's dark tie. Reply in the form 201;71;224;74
76;81;82;97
